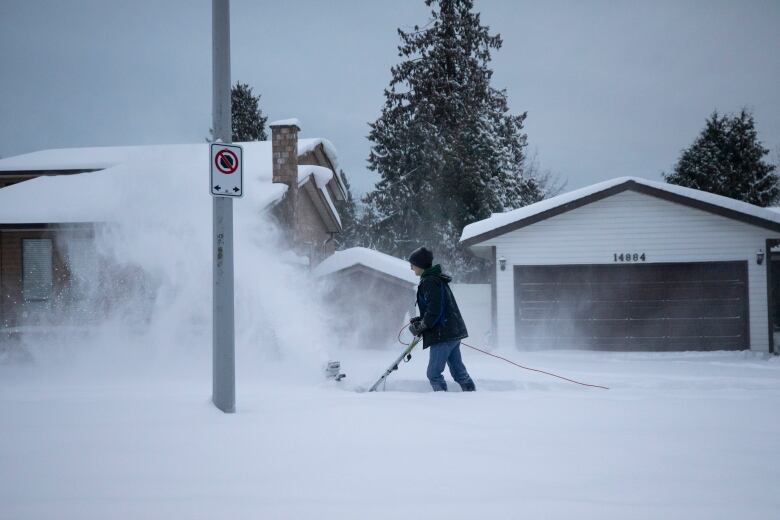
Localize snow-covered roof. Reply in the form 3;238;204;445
313;247;418;285
298;165;341;228
0;139;336;173
461;176;780;245
0;141;338;225
297;138;346;198
0;145;144;172
298;165;334;190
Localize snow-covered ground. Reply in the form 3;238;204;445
0;146;777;517
2;346;779;520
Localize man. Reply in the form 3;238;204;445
408;247;476;392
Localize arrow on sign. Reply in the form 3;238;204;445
233;187;240;192
214;185;221;191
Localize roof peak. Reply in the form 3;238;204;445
461;176;780;246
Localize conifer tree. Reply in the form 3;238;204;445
364;0;542;275
334;170;362;249
664;109;778;206
231;82;268;142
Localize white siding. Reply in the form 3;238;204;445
451;283;492;346
480;190;780;351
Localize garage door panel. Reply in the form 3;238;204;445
518;305;555;320
518;318;632;339
692;317;744;337
626;337;668;350
516;338;573;350
628;300;743;320
629;319;675;337
517;286;607;301
628;282;742;300
583;319;630;337
519;282;744;302
588;303;629;319
518;307;743;338
517;319;582;339
661;336;738;350
514;262;749;351
588;285;633;300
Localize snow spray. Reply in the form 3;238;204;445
11;147;338;382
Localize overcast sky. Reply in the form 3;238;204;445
1;0;778;197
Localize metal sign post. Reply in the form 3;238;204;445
211;0;236;413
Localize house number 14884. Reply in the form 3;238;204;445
614;253;646;262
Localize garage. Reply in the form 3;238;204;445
514;262;748;351
460;177;780;352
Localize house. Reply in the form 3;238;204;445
268;119;345;258
0;120;345;329
460;177;780;353
313;247;417;348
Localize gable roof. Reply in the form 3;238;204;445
461;176;780;247
298;164;341;231
0;141;340;226
313;247;418;285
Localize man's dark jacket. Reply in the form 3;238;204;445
415;265;468;348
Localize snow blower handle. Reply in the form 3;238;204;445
405;335;421;361
368;335;423;392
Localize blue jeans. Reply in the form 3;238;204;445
427;340;474;392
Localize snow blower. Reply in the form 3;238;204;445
368;335;422;392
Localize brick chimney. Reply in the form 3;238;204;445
270;119;300;233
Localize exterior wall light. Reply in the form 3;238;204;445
757;249;765;265
498;256;507;271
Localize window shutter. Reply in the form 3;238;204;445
23;239;53;301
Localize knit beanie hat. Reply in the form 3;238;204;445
408;247;433;269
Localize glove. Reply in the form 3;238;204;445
408;319;425;337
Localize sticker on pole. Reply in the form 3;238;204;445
210;143;243;197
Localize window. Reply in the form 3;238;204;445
63;238;96;301
22;239;53;301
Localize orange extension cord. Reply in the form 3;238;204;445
397;323;610;390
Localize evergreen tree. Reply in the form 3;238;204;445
231;82;268;142
364;0;542;276
334;170;362;249
664;109;778;206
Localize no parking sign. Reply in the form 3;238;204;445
210;143;243;197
